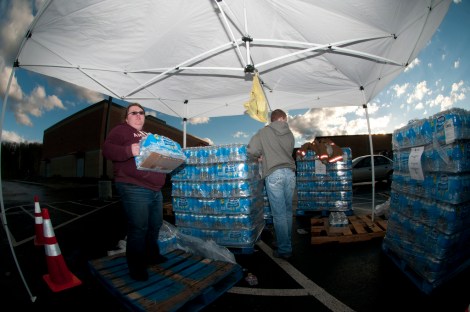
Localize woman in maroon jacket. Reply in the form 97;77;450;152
103;103;167;281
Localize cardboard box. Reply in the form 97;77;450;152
137;152;185;173
135;134;186;173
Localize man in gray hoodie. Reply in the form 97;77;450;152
247;109;296;259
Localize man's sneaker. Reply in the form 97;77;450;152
273;250;292;260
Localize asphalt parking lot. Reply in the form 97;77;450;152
1;180;469;312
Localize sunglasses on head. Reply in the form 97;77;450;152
128;111;145;116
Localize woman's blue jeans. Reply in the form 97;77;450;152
115;182;163;257
265;168;296;255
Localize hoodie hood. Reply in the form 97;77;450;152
269;120;292;136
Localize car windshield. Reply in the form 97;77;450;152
352;155;392;166
352;157;366;165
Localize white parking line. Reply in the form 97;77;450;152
228;240;356;312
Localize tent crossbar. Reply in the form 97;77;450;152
256;37;402;69
133;66;244;73
404;0;437;65
124;40;239;97
215;0;248;69
18;63;126;73
19;64;243;74
254;34;394;49
255;43;329;68
22;34;399;86
129;34;394;74
330;47;403;66
77;67;122;99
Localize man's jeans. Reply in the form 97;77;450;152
265;168;296;255
115;182;163;256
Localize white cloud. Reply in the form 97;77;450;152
288;105;391;143
392;83;409;97
454;59;460;69
1;129;26;143
11;85;65;126
428;80;466;110
414;102;425;110
404;58;420;72
188;117;209;125
1;68;102;129
233;131;249;139
202;137;214;145
406;81;431;104
0;66;23;102
451;80;464;93
30;86;64;111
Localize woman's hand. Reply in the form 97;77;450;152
131;143;140;156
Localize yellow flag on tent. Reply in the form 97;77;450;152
244;73;268;123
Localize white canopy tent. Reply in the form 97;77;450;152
1;0;451;302
12;1;451;140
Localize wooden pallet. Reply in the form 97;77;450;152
88;249;242;312
310;214;388;244
382;243;470;294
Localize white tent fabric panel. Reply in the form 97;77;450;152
16;0;451;119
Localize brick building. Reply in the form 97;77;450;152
40;99;208;179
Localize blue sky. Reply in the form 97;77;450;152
0;0;468;147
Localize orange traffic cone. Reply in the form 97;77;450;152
41;208;82;292
33;195;45;246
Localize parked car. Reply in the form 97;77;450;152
352;155;393;184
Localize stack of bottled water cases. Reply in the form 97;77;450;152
171;144;264;251
384;107;470;293
296;147;353;222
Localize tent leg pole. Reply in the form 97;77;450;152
0;66;37;303
183;118;187;148
362;104;375;222
360;84;376;222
